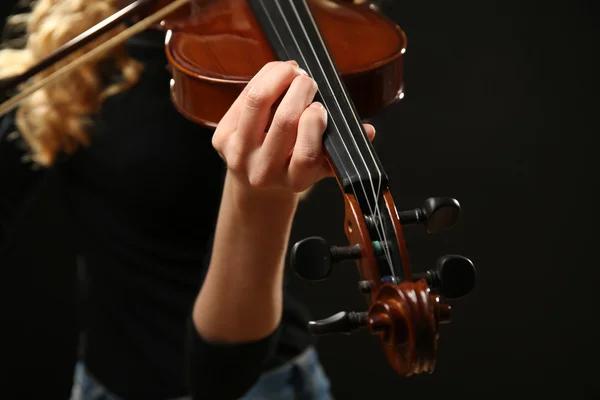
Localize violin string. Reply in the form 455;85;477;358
260;0;394;274
0;0;398;275
257;2;364;227
295;0;395;273
286;0;394;273
277;0;394;274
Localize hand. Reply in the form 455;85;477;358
212;60;376;195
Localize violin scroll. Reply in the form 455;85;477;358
291;191;475;376
366;280;449;375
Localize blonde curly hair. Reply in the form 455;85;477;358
0;0;143;166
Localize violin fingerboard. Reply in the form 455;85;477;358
249;0;389;211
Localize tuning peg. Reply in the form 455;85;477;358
290;236;362;281
308;311;368;335
398;197;461;233
413;255;476;299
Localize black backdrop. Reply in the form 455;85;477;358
1;0;597;398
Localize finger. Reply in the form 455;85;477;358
363;123;376;141
287;102;328;191
236;62;308;148
214;61;284;148
217;61;298;132
284;124;373;183
260;74;318;169
319;157;335;179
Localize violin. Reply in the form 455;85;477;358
0;0;476;377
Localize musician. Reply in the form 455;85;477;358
0;1;376;399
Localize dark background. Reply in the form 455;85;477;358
1;0;597;398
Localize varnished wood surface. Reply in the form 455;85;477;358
165;0;406;126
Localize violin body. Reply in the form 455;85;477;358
164;0;406;127
157;0;474;377
0;0;474;378
160;0;474;377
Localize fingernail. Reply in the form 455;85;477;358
296;67;308;76
286;60;299;66
367;123;376;136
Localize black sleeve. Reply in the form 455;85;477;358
0;109;47;253
183;234;283;399
184;314;282;399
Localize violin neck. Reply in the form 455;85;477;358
250;0;389;208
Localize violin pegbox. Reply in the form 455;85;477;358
290;192;476;376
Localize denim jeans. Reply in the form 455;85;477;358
69;346;333;400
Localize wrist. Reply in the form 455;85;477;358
225;172;299;216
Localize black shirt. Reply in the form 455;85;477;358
0;30;313;399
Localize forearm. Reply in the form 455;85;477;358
192;171;299;343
